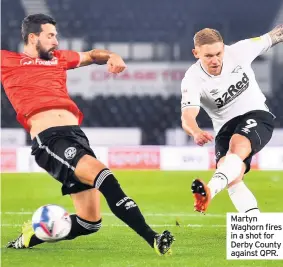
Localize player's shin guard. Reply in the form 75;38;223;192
208;154;243;198
65;215;102;240
228;181;260;213
94;168;157;247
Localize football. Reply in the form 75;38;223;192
32;204;72;242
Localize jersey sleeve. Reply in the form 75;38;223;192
58;50;82;69
1;50;8;66
229;34;272;64
0;50;8;82
181;76;201;110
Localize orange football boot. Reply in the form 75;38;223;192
191;179;211;213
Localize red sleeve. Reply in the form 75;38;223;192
1;50;8;66
1;50;8;82
57;50;81;69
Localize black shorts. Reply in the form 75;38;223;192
215;110;275;173
31;126;96;195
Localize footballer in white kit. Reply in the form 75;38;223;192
181;26;283;214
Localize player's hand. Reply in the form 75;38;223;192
107;54;126;74
192;130;214;146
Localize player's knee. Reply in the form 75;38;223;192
75;155;107;186
229;145;251;160
229;135;252;159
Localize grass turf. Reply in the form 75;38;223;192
1;170;283;267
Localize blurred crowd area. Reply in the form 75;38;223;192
1;0;283;145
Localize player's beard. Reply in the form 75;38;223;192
36;41;56;60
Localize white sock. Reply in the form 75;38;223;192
208;154;243;199
228;181;260;213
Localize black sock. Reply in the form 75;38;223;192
65;215;102;240
94;169;157;247
29;235;45;247
29;215;101;247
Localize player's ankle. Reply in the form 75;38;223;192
29;234;45;247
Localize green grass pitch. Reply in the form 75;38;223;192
1;170;283;267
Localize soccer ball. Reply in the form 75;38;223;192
32;204;72;242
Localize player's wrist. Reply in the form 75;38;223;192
182;121;199;136
108;53;120;61
191;127;202;137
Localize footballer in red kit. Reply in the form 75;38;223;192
1;13;174;255
1;49;83;131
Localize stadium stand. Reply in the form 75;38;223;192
1;0;282;144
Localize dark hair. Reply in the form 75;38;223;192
21;14;56;44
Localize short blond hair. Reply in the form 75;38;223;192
194;28;223;47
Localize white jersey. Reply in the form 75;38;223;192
181;34;273;135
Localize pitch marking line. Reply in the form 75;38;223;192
0;224;226;228
1;211;226;217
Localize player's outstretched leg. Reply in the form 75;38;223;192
191;154;244;213
7;164;175;255
7;149;175;254
9;220;174;256
75;155;175;255
92;169;175;255
192;134;250;213
6;188;104;249
6;214;102;249
191;153;243;213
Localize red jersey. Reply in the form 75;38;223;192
0;49;84;131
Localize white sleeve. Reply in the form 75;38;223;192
229;34;272;64
181;76;201;110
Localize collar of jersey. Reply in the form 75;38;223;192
22;52;38;59
22;52;58;61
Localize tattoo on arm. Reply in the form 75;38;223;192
268;25;283;47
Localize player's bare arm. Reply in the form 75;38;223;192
181;107;214;146
181;107;201;136
268;24;283;47
79;49;126;74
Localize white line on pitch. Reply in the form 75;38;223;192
0;224;226;228
0;211;225;217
